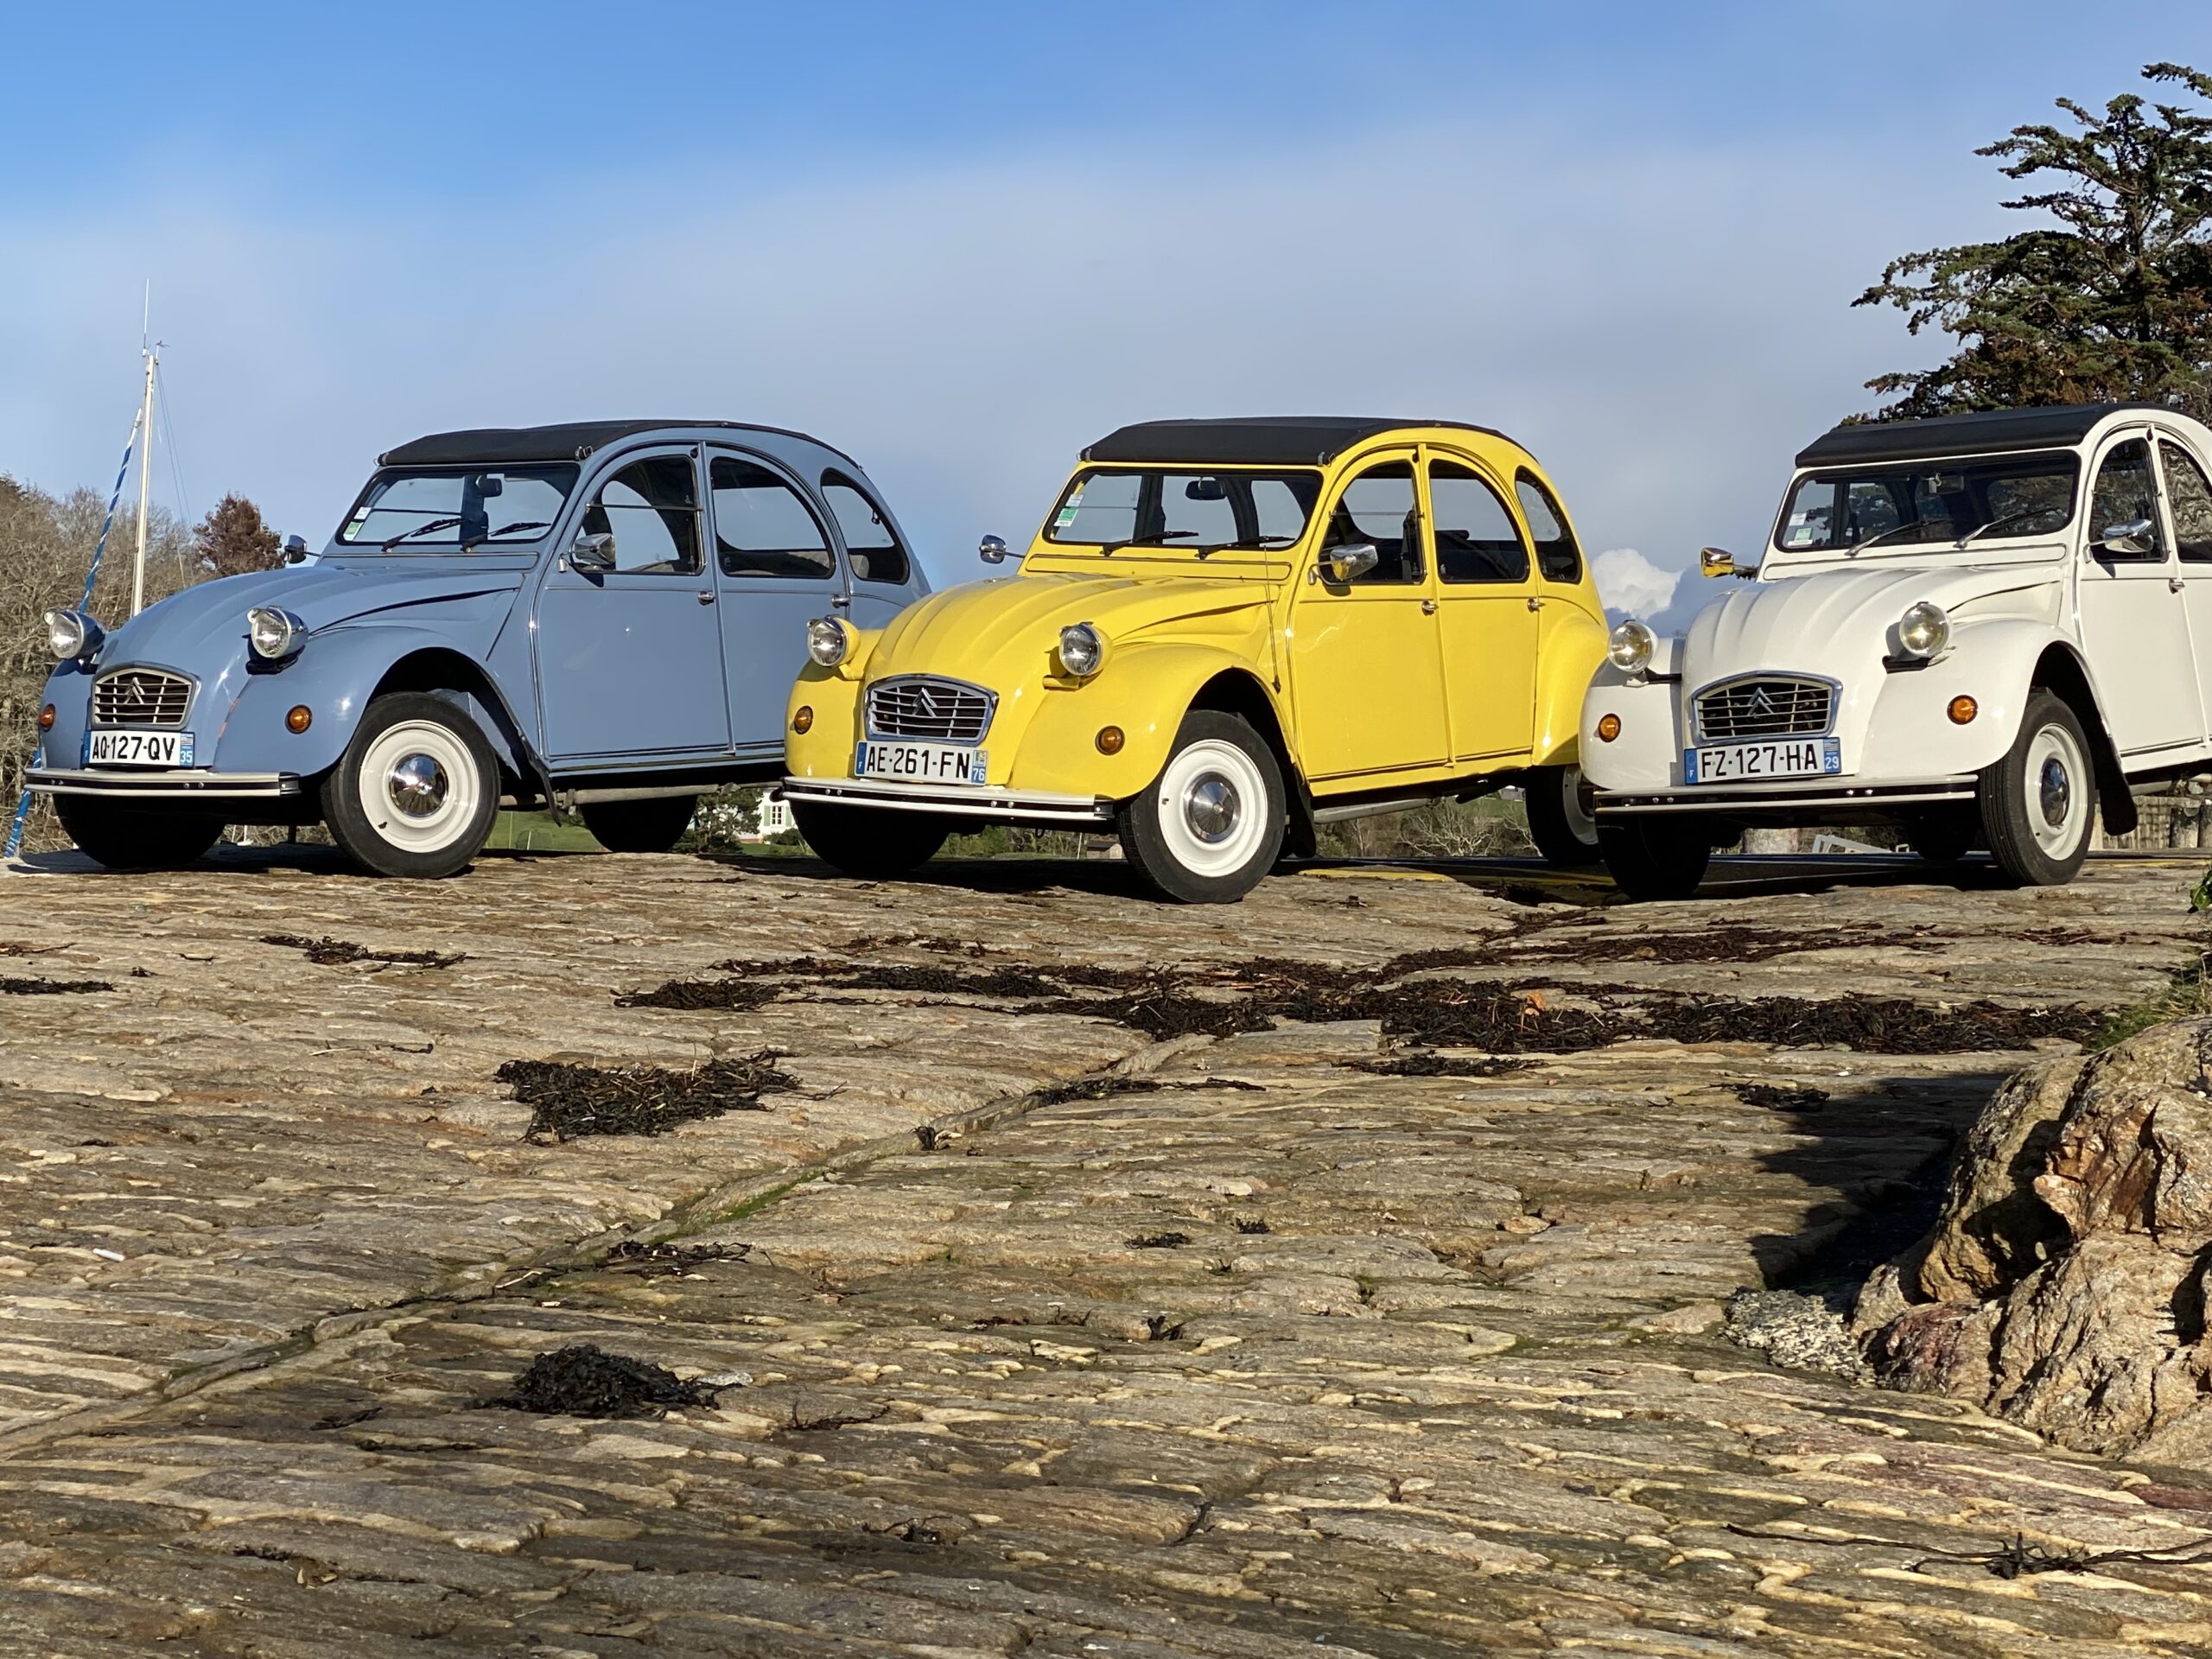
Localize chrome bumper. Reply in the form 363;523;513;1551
780;774;1112;825
1596;777;1974;814
27;767;302;799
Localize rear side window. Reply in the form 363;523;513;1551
711;457;833;579
1516;471;1582;582
823;473;912;584
2161;441;2212;564
1428;461;1528;583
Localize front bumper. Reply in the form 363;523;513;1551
1595;776;1974;816
27;767;302;799
780;774;1112;826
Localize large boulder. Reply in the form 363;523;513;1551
1855;1017;2212;1459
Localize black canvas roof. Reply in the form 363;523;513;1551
379;420;854;468
1084;416;1513;467
1794;403;2166;469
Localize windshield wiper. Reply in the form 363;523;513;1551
379;516;465;550
461;520;553;550
1846;520;1939;555
1953;507;2065;549
1097;530;1199;555
1205;535;1299;551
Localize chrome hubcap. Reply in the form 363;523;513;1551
1183;774;1240;843
2037;756;2072;829
387;753;450;818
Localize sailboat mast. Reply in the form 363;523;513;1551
130;298;158;617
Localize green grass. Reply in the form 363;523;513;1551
2090;950;2212;1051
484;811;603;854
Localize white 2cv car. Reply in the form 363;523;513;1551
1581;401;2212;899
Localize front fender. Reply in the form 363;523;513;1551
1007;642;1285;800
1859;619;2073;778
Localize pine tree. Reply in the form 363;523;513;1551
191;493;282;577
1856;62;2212;419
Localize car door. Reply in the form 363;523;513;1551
2075;429;2201;757
1425;448;1538;763
821;467;924;632
534;447;733;764
2155;434;2212;751
707;450;847;758
1285;453;1451;784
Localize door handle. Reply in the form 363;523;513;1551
831;594;853;610
696;590;716;605
1421;598;1437;614
1526;596;1541;612
2173;577;2187;593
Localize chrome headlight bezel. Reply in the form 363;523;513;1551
1606;618;1656;674
1897;600;1950;660
806;615;853;669
245;607;308;661
43;608;101;663
1056;621;1105;680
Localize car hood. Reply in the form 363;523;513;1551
96;565;524;666
868;571;1271;687
1686;560;2063;683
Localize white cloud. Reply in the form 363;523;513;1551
1592;547;1681;620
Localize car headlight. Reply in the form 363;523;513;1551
43;609;102;663
246;607;307;661
1607;618;1656;674
1056;621;1105;679
806;615;852;669
1897;601;1950;659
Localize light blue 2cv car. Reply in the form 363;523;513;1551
29;420;928;875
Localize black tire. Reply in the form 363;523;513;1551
1977;690;2097;887
581;796;699;854
1524;765;1602;866
1597;815;1713;901
54;798;221;871
320;692;501;878
790;800;949;878
1904;809;1978;865
1116;710;1286;903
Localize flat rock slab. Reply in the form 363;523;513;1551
0;846;2203;1654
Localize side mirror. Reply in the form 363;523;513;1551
978;534;1010;565
2098;518;2157;557
281;534;310;564
570;531;617;572
1700;546;1737;579
1322;543;1380;585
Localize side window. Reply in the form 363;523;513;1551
1320;461;1420;583
2161;441;2212;564
1514;471;1582;582
2089;437;2163;560
582;455;700;575
1429;461;1529;583
823;473;912;585
710;457;833;579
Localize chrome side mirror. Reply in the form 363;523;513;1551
1700;546;1737;578
281;534;310;564
570;531;617;572
978;534;1010;565
2097;518;2157;557
1322;542;1380;584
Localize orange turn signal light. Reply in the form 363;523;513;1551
1096;725;1125;755
1596;713;1622;742
285;705;313;734
1947;696;1978;726
36;704;54;731
792;705;814;734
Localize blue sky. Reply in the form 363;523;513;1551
3;1;2208;617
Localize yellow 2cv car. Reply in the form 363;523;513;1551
780;416;1611;901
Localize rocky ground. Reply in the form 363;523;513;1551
0;844;2206;1657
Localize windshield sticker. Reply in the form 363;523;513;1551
1054;507;1078;529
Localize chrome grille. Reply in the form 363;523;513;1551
91;668;192;728
866;676;995;744
1695;676;1833;741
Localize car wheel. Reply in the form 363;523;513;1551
1524;765;1602;866
1977;690;2096;887
1597;815;1713;901
1904;808;1978;865
321;692;500;878
54;798;221;871
1117;710;1285;903
581;796;699;854
790;800;949;878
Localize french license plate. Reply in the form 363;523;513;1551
85;729;192;768
855;741;987;785
1686;738;1840;784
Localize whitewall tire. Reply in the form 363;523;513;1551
1118;711;1285;903
321;693;501;878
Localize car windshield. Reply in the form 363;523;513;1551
1774;452;2079;555
1044;467;1320;555
335;466;580;550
